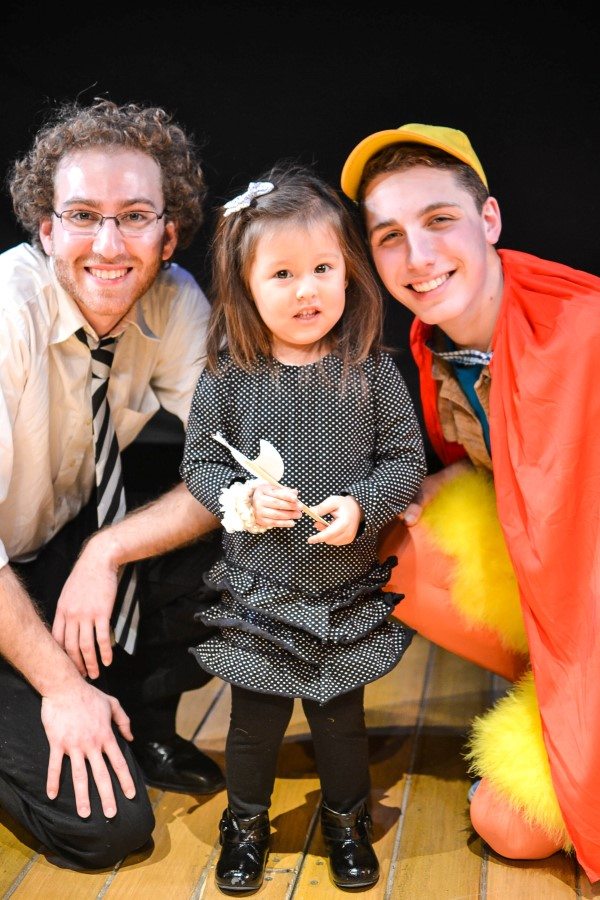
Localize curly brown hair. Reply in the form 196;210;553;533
8;98;206;250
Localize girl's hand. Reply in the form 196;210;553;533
306;495;362;546
252;483;302;529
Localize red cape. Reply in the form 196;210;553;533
411;249;600;881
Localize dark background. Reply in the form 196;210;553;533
2;0;598;475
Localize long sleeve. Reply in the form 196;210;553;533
344;353;426;538
180;366;238;518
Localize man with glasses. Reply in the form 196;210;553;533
0;99;223;869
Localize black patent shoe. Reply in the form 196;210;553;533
321;801;379;890
133;734;225;794
215;807;270;893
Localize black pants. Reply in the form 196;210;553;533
0;497;220;867
226;684;371;818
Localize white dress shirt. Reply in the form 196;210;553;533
0;243;211;567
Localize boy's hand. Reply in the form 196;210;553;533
401;459;473;526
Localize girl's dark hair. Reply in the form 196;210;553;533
358;143;489;211
8;98;206;250
207;162;382;374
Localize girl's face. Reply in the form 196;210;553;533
247;219;347;365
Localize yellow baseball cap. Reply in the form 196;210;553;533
340;123;488;200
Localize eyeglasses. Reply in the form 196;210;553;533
53;209;166;236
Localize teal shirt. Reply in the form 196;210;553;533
450;361;491;456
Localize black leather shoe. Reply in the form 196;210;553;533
321;801;379;890
215;807;270;893
133;734;225;794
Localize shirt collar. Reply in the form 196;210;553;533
47;256;160;345
426;327;493;367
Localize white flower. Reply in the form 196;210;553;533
218;479;269;533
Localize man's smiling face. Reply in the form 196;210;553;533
39;147;177;335
363;165;501;337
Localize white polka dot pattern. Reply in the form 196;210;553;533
181;351;426;704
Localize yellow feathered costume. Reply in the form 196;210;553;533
379;468;569;858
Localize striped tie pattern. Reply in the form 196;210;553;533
77;328;139;654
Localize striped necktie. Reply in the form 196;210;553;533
77;328;139;654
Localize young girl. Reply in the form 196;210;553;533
181;164;426;893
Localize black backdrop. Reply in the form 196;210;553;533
2;0;598;467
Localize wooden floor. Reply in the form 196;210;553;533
1;635;598;899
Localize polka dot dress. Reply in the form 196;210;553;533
181;351;426;704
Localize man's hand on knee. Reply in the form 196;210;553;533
41;677;136;819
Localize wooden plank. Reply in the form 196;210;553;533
9;856;113;898
366;633;434;731
486;852;578;898
176;676;228;742
392;646;492;899
0;814;39;895
0;635;590;898
106;790;225;899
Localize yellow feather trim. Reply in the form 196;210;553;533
465;670;571;849
422;468;528;654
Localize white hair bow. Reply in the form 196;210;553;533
222;181;275;218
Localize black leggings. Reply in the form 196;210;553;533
226;684;370;818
